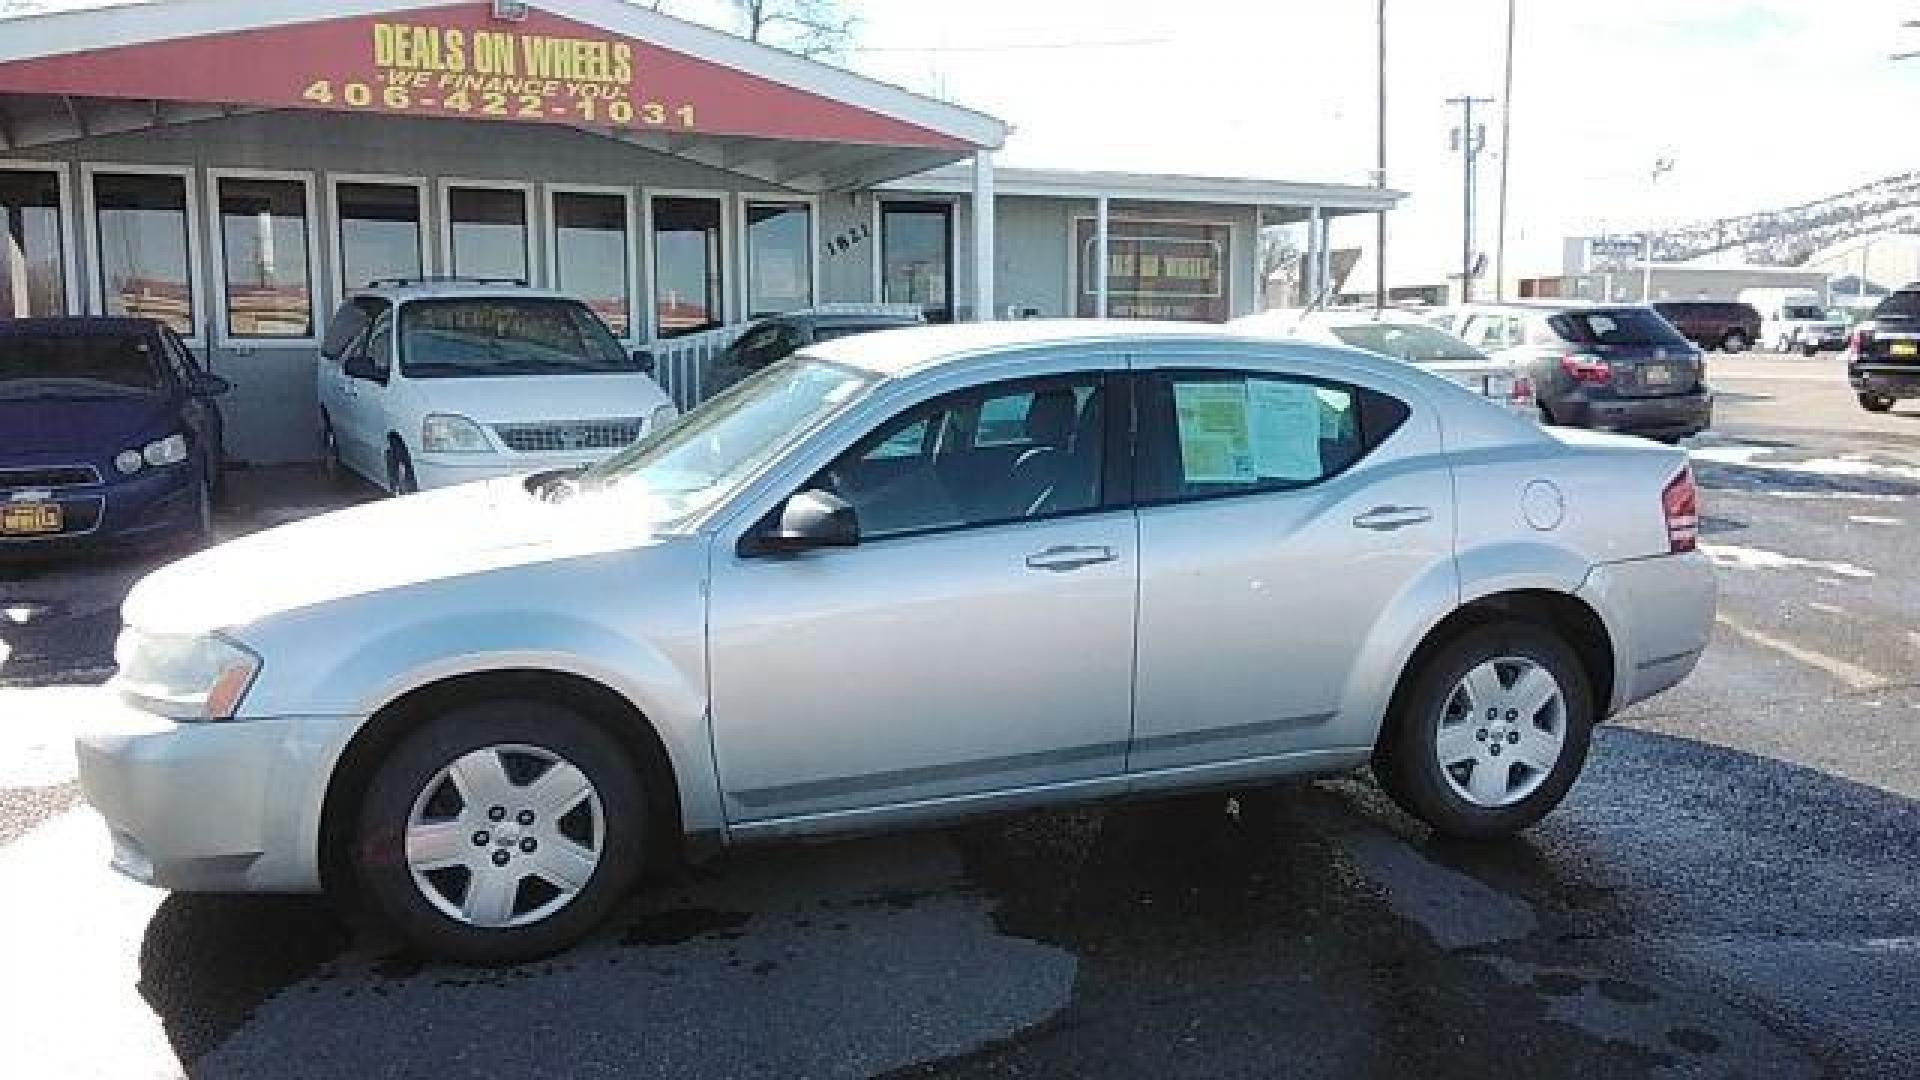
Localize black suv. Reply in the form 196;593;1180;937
1653;301;1761;353
1848;284;1920;413
706;308;924;395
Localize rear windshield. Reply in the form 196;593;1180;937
399;298;637;379
1328;323;1488;363
1874;291;1920;321
0;332;161;395
1549;309;1692;349
1783;304;1824;320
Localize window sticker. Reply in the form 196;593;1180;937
1173;381;1255;483
1249;380;1325;482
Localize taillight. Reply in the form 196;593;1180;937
1848;328;1873;356
1560;353;1612;385
1663;468;1699;553
1509;375;1535;404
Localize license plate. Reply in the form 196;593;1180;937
1893;342;1918;357
1643;365;1673;386
0;503;62;536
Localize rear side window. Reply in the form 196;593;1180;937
1549;309;1691;349
1137;370;1408;503
1874;291;1920;320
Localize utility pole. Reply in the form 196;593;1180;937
1641;156;1675;301
1493;0;1516;302
1374;0;1388;312
1447;94;1493;303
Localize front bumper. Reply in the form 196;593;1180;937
0;462;199;557
73;692;360;893
411;448;624;491
1578;550;1717;717
1849;364;1920;400
1553;390;1713;440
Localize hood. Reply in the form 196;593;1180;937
123;477;681;636
0;392;172;459
401;372;671;425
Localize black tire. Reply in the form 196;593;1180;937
352;700;647;963
1372;621;1595;839
1860;393;1896;414
1721;330;1748;353
1802;344;1819;358
386;439;418;496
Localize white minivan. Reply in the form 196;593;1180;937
316;281;678;493
1737;287;1848;356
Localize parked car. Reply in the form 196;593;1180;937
316;280;677;494
705;307;925;396
1234;308;1536;419
1847;283;1920;412
1438;302;1712;442
0;317;227;555
1651;301;1760;353
1737;287;1846;355
77;321;1715;961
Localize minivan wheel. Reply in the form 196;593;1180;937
353;700;646;963
1373;621;1594;839
386;440;418;496
1860;393;1896;413
1721;330;1748;353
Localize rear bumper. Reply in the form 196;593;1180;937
1551;390;1713;440
1849;364;1920;399
1578;551;1717;717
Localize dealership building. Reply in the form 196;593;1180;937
0;0;1401;463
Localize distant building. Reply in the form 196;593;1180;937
1514;235;1830;304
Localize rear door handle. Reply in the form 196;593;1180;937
1352;505;1434;531
1025;545;1117;572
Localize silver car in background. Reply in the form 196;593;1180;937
1234;308;1537;419
75;321;1715;961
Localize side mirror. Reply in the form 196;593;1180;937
631;348;657;375
343;352;378;381
740;489;859;557
191;372;232;397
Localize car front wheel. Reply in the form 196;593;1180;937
1373;621;1594;838
353;700;647;962
1722;331;1747;353
1860;393;1896;413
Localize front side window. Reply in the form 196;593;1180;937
745;201;813;318
1137;370;1406;502
91;172;194;334
652;196;724;339
398;298;634;379
337;182;423;289
552;191;632;338
818;373;1109;540
216;176;313;339
1;169;67;319
447;186;529;282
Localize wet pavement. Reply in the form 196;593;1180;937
2;355;1918;1078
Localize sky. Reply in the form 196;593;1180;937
672;0;1920;285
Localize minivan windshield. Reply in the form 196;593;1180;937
0;332;161;397
1783;304;1825;321
1328;322;1488;364
399;298;637;378
580;356;876;522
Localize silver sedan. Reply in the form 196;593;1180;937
75;321;1715;960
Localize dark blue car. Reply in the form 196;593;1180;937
1;318;228;556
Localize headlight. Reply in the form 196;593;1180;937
422;413;493;454
114;629;261;721
143;433;189;467
114;449;145;475
647;403;679;435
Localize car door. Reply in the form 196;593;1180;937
159;329;222;475
706;363;1137;826
337;308;395;479
1126;356;1454;774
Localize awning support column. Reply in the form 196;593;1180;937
972;149;996;321
1095;195;1110;319
1305;204;1323;306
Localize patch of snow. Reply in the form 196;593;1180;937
1848;515;1902;526
1702;543;1875;579
1691;444;1920;484
1767;490;1906;503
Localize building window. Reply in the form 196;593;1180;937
881;201;953;323
651;196;724;339
447;185;529;282
215;176;314;340
552;190;632;338
337;181;423;289
1075;218;1232;322
1;169;67;320
91;171;195;335
745;200;813;318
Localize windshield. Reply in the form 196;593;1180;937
399;298;637;379
1328;322;1488;364
0;332;162;396
1783;304;1825;321
580;356;876;522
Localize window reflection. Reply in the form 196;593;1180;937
651;196;724;339
1;170;66;319
448;186;528;282
553;191;631;337
218;177;312;339
882;202;952;323
746;202;812;318
338;182;422;288
93;172;194;334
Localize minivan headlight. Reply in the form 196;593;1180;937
114;629;261;721
422;414;493;454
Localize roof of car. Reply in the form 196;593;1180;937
345;279;575;302
801;318;1367;377
0;316;163;336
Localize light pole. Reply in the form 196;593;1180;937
1448;94;1493;303
1641;156;1674;301
1374;0;1387;312
1493;0;1516;302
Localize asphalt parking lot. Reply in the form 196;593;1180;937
2;350;1917;1079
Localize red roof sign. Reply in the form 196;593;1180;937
0;2;971;149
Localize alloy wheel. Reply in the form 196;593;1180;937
1433;656;1567;808
404;743;604;929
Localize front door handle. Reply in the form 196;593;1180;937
1025;545;1117;572
1352;505;1434;531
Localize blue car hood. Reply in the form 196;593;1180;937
0;392;172;459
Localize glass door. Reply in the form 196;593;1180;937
880;201;953;324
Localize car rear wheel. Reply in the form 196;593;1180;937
1802;344;1819;357
1373;621;1594;838
1860;393;1896;413
353;700;646;963
1721;331;1747;353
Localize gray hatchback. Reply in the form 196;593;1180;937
1441;303;1713;442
